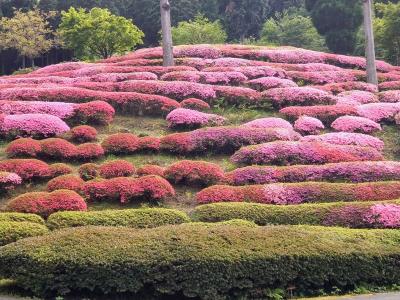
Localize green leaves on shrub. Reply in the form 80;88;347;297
0;221;48;246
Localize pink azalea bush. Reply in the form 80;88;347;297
160;71;248;85
379;90;400;103
263;87;337;108
363;204;400;228
213;85;262;105
331;116;382;134
166;108;226;130
0;114;70;138
202;66;286;79
294;116;324;135
287;71;357;85
180;98;210;111
226;161;400;185
231;141;383;166
281;105;358;124
301;132;384;151
246;77;298;91
356;103;400;122
315;82;378;94
337;90;379;105
0;172;22;193
243;117;293;130
0;101;76;119
379;81;400;91
89;72;158;82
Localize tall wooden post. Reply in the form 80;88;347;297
160;0;174;66
363;0;378;85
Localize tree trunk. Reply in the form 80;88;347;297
363;0;378;85
31;57;35;68
160;0;174;66
22;56;26;69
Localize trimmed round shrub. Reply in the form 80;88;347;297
101;133;140;154
78;163;99;181
192;200;400;229
356;103;400;123
331;116;382;134
164;160;225;186
137;165;165;177
74;101;115;125
243;117;293;130
281;105;358;124
246;77;298;91
338;90;378;105
0;159;51;181
196;182;400;205
99;160;136;179
0;172;22;193
294;116;325;135
5;190;87;217
2;225;400;298
0;221;48;246
166;108;226;130
231;141;383;166
40;138;77;160
47;208;190;230
47;175;84;192
49;163;73;177
69;125;97;143
180;98;210;111
0;213;44;224
138;136;160;152
75;143;104;161
5;138;42;158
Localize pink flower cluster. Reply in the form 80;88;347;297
287;71;357;85
356;103;400;122
89;72;158;82
246;77;298;91
301;132;384;151
243;117;293;130
294;116;324;135
0;101;76;119
202;66;286;79
331;116;382;134
282;63;342;72
337;90;378;105
180;98;210;111
379;90;400;103
213;85;262;105
281;105;358;124
174;45;222;59
160;71;248;85
226;161;400;185
315;82;378;94
166;108;226;129
363;204;400;228
379;80;400;91
0;171;22;192
231;141;383;166
0;114;70;138
263;87;337;108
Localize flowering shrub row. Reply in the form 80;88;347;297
226;161;400;185
379;90;400;103
180;98;210;111
315;81;378;94
243;117;293;130
99;160;136;179
196;181;400;205
231;141;383;166
287;71;357;85
89;72;158;82
337;90;378;105
47;175;84;193
5;190;87;217
0;172;22;193
246;76;298;91
137;165;165;177
82;175;175;204
294;116;324;135
356;103;400;123
0;159;52;181
164;160;224;187
166;108;226;130
160;71;248;85
379;80;400;91
202;66;286;79
160;126;300;154
331;116;382;134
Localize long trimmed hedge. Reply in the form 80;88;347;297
192;201;400;228
46;208;190;230
0;213;44;225
0;221;48;246
2;225;400;298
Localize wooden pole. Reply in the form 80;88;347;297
160;0;174;66
363;0;378;85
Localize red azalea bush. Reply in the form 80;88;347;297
226;161;400;186
5;190;87;217
231;141;383;166
294;116;325;135
75;143;104;161
5;138;42;158
164;160;225;186
196;182;400;205
82;175;175;204
69;125;98;143
40;138;77;160
47;175;84;192
280;105;358;124
138;136;161;152
137;165;165;177
0;159;51;181
213;85;262;106
180;98;210;111
315;81;378;94
78;163;99;181
49;163;73;177
0;172;22;193
99;160;136;179
331;116;382;134
262;87;337;108
101;133;140;154
74;101;115;125
159;132;193;154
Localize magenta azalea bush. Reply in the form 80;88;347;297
243;117;293;130
246;77;298;91
294;116;325;135
0;171;22;193
331;116;382;134
363;204;400;228
0;101;76;119
356;103;400;123
379;90;400;103
338;90;378;105
166;108;226;129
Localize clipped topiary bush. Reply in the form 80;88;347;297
0;221;48;246
49;163;73;177
5;138;42;158
137;165;165;177
0;213;44;224
78;163;99;181
47;208;190;230
101;133;140;154
47;175;84;192
0;159;51;181
68;125;98;143
99;160;136;179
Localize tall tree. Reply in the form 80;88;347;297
0;0;37;17
305;0;363;54
363;0;377;85
160;0;174;66
0;9;55;68
219;0;271;42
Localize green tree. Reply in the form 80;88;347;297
57;7;144;59
260;10;327;51
171;14;227;45
0;9;55;68
305;0;363;54
0;0;38;17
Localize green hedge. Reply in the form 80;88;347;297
46;208;191;230
0;213;44;225
192;201;400;227
0;221;48;246
2;225;400;298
